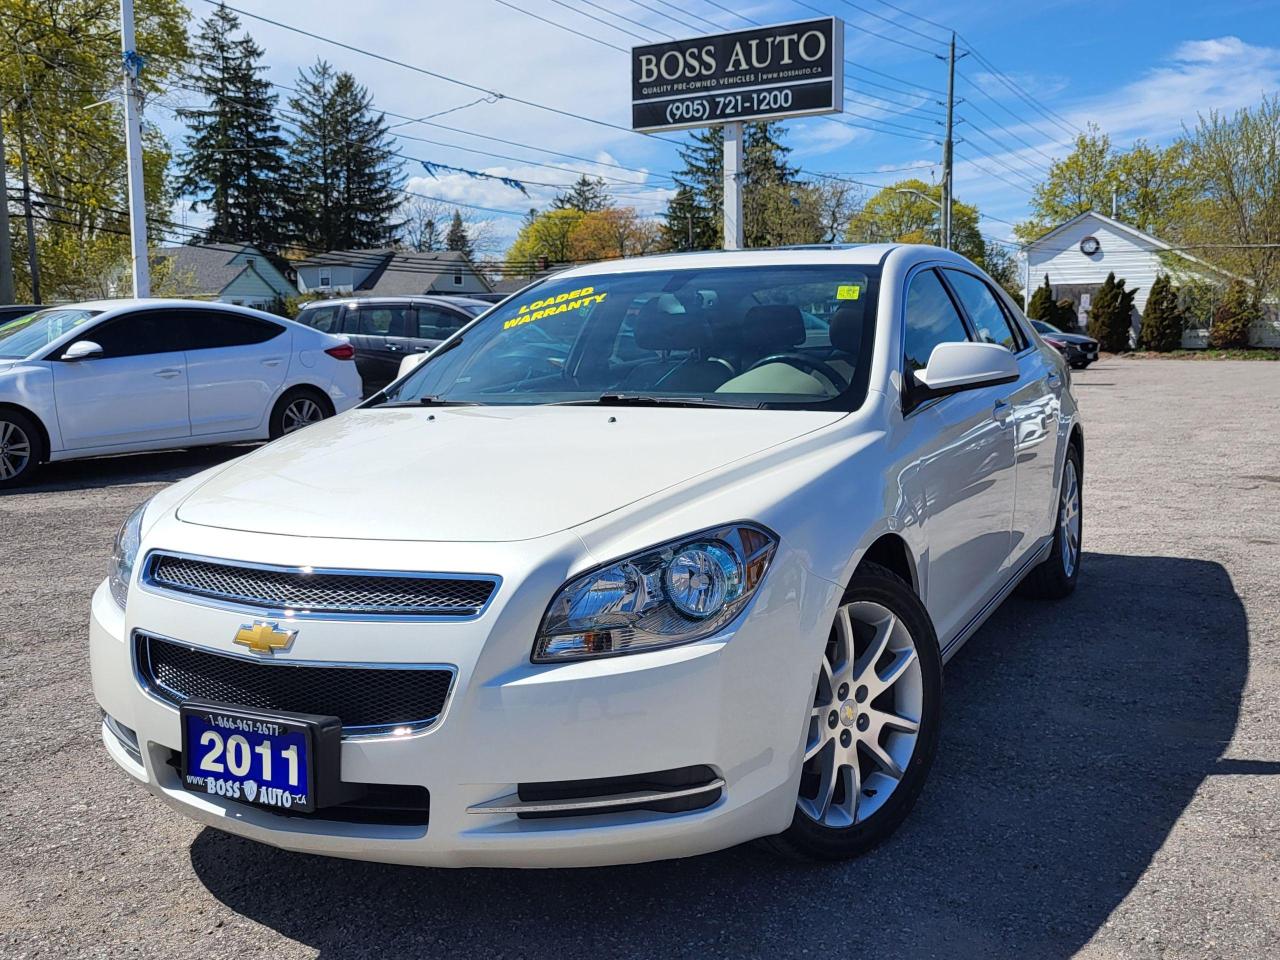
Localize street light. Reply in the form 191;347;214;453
894;188;946;250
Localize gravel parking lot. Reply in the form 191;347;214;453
2;358;1277;960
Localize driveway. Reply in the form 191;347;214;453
1;359;1276;959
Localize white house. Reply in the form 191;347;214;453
149;243;296;308
293;249;492;297
1019;210;1277;347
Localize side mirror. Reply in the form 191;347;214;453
62;340;104;361
912;341;1018;400
397;351;429;379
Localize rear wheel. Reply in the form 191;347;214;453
0;409;43;487
1018;443;1082;599
765;562;942;861
269;387;332;439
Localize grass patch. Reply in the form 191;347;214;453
1110;349;1280;361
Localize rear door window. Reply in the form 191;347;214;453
352;306;409;337
301;304;341;333
943;270;1024;351
416;306;468;341
184;311;284;350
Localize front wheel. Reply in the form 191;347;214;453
765;562;942;861
0;409;44;487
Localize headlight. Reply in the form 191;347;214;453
108;500;149;609
533;523;777;663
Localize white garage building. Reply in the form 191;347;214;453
1020;210;1235;345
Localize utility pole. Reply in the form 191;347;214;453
120;0;150;297
0;110;15;304
722;120;743;251
16;115;40;305
939;33;958;251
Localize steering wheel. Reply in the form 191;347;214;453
746;353;850;392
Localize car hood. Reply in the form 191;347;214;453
1048;332;1097;346
175;405;845;541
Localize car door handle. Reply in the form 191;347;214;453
386;343;403;352
154;368;183;379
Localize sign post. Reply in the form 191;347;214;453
631;18;844;251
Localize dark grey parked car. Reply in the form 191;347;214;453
0;305;42;325
295;296;490;396
1031;319;1099;369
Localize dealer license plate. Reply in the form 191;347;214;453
181;703;317;812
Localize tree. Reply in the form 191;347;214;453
505;208;582;273
664;126;722;250
1087;272;1138;352
283;60;402;251
397;195;447;251
569;208;661;261
552;175;610;213
1179;95;1280;302
1138;274;1184;351
177;3;287;250
0;0;189;301
660;186;703;252
1016;124;1192;239
845;179;984;261
1027;275;1056;322
1209;279;1259;349
445;210;473;259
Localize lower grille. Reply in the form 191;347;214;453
136;634;454;737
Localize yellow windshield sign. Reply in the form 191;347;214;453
505;286;608;330
836;284;861;300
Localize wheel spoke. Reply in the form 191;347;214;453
845;757;862;823
866;706;920;735
831;605;855;680
815;756;839;819
861;738;905;780
876;647;918;692
852;610;895;683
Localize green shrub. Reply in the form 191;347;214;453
1027;274;1055;321
1138;274;1184;351
1051;299;1079;332
1209;279;1259;349
1087;272;1138;352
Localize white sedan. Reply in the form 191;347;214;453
0;299;361;485
91;246;1082;867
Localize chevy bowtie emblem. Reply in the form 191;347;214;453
234;621;297;655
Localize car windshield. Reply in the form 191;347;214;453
1032;320;1061;334
378;264;880;410
457;303;488;317
0;308;101;358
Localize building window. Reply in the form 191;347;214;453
453;272;463;286
319;268;332;288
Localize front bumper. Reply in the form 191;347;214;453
90;528;838;868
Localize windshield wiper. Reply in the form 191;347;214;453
371;395;478;408
558;393;749;409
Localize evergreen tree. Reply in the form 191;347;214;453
660;186;702;252
665;126;723;250
177;3;287;249
1027;275;1055;321
284;59;403;251
1138;274;1184;351
1209;279;1259;349
445;210;474;259
552;175;611;213
1087;272;1138;352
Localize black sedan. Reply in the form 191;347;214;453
1031;320;1098;369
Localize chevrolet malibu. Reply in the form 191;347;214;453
0;299;361;486
91;246;1083;867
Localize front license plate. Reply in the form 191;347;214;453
181;703;318;812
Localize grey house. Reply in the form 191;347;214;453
152;243;296;307
293;249;492;297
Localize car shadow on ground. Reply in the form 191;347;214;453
189;552;1247;959
8;445;254;494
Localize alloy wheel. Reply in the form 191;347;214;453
1060;458;1081;577
281;397;324;434
799;601;924;828
0;419;32;481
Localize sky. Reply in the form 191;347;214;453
162;0;1280;254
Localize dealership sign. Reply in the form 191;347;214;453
631;18;844;133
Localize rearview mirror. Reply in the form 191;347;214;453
62;340;104;361
912;341;1018;400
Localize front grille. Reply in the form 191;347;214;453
145;552;498;618
137;634;453;736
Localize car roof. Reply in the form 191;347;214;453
544;243;976;281
298;295;476;309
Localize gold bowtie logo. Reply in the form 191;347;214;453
234;621;297;655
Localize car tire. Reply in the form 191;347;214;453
1072;360;1091;369
269;387;333;439
763;561;943;861
0;408;45;488
1018;442;1083;599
